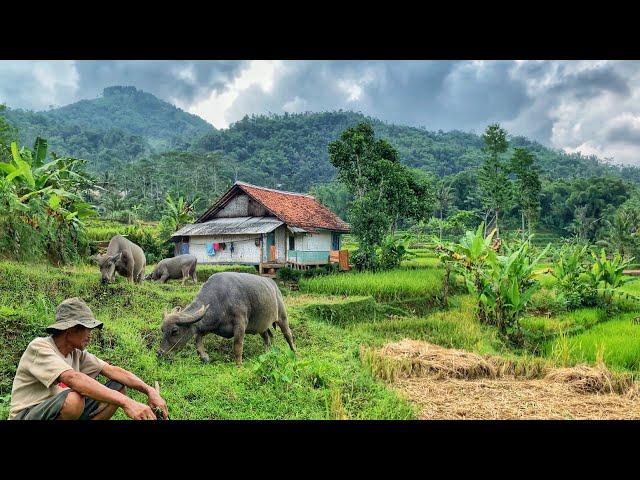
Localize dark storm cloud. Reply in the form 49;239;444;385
73;60;249;105
605;121;640;145
548;66;631;100
223;60;531;135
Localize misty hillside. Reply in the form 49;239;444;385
2;86;640;193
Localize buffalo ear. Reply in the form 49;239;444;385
172;306;183;314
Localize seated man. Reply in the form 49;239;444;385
9;297;168;420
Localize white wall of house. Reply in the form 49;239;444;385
187;234;261;264
294;232;333;251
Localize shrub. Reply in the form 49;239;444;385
443;224;548;345
277;267;302;282
552;243;599;310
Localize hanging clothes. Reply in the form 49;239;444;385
206;243;216;256
213;242;221;251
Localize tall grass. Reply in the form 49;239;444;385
299;268;445;301
543;313;640;373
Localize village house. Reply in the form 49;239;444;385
171;181;350;274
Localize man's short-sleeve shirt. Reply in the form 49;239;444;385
9;336;106;419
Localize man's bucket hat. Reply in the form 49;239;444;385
46;297;104;334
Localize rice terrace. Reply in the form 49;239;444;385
1;62;640;421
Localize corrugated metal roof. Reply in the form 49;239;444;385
287;226;311;234
172;217;283;237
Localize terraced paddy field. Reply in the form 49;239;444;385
1;249;639;420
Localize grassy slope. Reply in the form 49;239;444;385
2;254;639;419
0;261;415;419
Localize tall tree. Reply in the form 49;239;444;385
510;147;541;239
433;180;455;241
479;124;511;238
328;122;431;269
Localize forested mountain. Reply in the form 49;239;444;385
3;86;640;229
2;86;214;170
192;111;640;191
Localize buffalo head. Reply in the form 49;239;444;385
157;304;209;360
93;252;122;284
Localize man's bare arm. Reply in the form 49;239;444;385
58;370;156;420
100;363;168;419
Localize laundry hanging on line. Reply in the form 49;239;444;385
206;243;216;256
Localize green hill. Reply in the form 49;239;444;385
192;111;640;191
2;86;215;170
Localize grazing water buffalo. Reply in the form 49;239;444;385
157;272;295;365
146;254;198;285
93;235;146;284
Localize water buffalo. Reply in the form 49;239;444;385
146;254;198;285
93;235;146;284
157;272;295;365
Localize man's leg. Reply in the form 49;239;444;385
90;384;127;420
57;392;85;420
80;380;126;420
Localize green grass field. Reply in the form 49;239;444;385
2;240;639;419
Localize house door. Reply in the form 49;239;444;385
266;231;275;261
331;233;340;251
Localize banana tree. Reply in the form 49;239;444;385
589;248;634;307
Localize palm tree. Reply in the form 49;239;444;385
597;208;639;260
433;181;455;241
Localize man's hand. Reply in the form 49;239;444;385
147;390;169;420
123;399;157;420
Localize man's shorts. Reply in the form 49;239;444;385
12;380;124;420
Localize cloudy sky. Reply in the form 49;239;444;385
1;60;639;165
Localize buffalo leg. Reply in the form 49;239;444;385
261;330;272;350
195;333;209;363
232;326;245;366
160;273;169;284
276;317;296;353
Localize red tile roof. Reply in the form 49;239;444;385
198;182;350;232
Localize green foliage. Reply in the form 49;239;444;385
479;124;512;236
252;347;297;386
510;147;541;236
329;122;433;270
443;224;549;345
596;202;640;260
0;137;96;264
2;86;213;170
551;243;599;310
377;235;411;270
277;267;303;283
589;248;634;308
